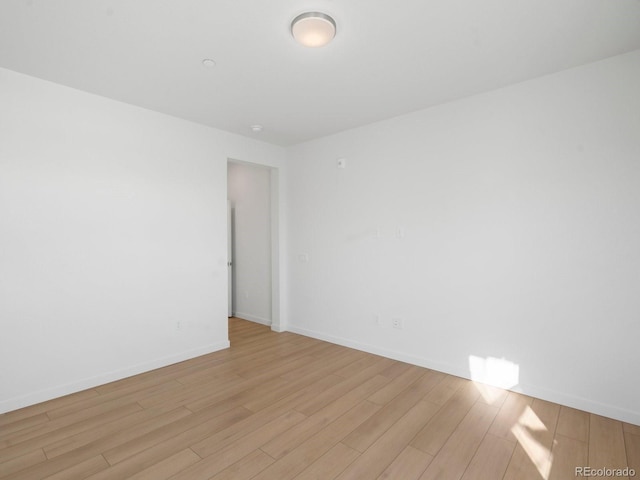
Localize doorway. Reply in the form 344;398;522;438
227;160;279;329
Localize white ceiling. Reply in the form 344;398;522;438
1;0;640;146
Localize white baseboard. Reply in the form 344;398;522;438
287;325;640;426
0;341;230;414
286;325;469;377
233;312;272;327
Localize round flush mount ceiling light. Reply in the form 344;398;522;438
250;124;263;132
291;12;336;47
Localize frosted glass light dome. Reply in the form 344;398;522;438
291;12;336;47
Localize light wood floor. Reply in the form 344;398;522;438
1;318;638;480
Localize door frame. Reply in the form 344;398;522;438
227;159;284;332
227;200;233;318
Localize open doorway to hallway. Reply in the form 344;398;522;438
227;161;273;327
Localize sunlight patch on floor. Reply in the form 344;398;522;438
511;405;554;479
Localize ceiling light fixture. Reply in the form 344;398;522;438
291;12;336;48
251;124;263;132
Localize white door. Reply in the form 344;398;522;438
227;200;233;317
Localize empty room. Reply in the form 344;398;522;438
1;1;639;479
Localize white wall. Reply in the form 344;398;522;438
285;50;640;424
227;162;272;325
0;67;285;413
3;48;638;424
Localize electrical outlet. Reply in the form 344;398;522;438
392;318;403;329
176;321;182;330
374;314;382;326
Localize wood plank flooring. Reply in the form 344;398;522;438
1;317;638;479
